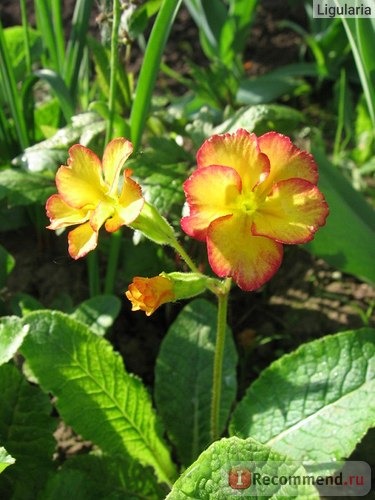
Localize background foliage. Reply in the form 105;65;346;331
0;0;374;498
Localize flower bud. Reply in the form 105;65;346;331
125;272;211;316
126;276;175;316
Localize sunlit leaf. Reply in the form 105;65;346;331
0;316;28;365
0;447;15;475
167;436;319;499
230;328;375;475
20;311;177;485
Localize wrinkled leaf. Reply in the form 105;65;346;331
20;311;177;485
215;104;305;136
0;168;55;206
12;112;105;172
230;328;375;474
167;436;319;499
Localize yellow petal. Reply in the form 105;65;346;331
56;145;106;209
181;165;242;240
253;179;329;243
207;213;283;291
46;194;89;230
105;170;144;232
196;129;270;191
257;132;318;195
67;222;98;259
90;199;115;231
102;137;133;193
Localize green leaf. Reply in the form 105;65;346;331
228;0;258;56
3;26;42;82
12;111;105;172
230;328;375;473
130;0;182;149
129;139;190;215
214;104;305;137
306;147;375;283
352;96;375;164
71;295;121;337
237;64;316;104
0;168;55;206
0;363;56;499
183;0;227;63
63;0;93;98
41;453;166;500
0;316;28;365
155;299;237;467
0;244;15;289
127;0;163;39
20;311;177;486
10;292;44;317
167;436;319;499
22;69;75;122
340;16;375;127
0;447;15;474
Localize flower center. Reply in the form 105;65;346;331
238;190;259;215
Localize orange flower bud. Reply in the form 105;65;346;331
125;276;175;316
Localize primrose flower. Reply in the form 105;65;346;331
46;138;144;259
181;129;329;291
126;276;175;316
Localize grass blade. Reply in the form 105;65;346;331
34;0;59;71
130;0;182;149
339;12;375;126
51;0;65;72
20;0;32;74
0;20;29;150
64;0;94;100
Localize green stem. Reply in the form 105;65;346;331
130;0;182;150
20;0;31;74
87;251;101;297
210;278;231;442
105;0;121;144
104;230;122;295
102;0;121;296
172;239;200;274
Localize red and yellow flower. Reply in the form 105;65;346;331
46;138;144;259
126;276;175;316
181;129;329;291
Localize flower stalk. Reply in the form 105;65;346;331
210;277;231;442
